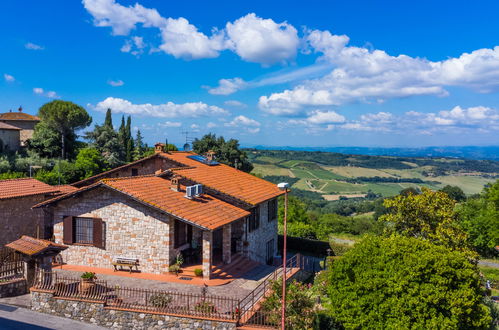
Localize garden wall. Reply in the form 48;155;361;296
0;278;27;298
31;290;237;330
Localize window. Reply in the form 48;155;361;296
131;168;138;176
63;216;104;248
248;207;260;232
174;219;191;248
268;199;277;222
75;217;93;244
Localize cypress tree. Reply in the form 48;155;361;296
104;108;113;128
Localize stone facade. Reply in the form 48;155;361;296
244;200;278;265
3;120;37;145
31;291;236;330
0;128;20;151
202;231;213;278
0;194;48;246
0;279;27;298
52;187;174;274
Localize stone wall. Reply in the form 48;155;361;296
2;120;37;145
244;199;278;265
52;187;174;274
0;128;20;151
0;194;48;246
0;278;27;298
31;291;236;330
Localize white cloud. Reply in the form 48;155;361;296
159;121;182;127
83;1;299;65
25;42;44;50
206;122;217;128
306;110;345;124
207;78;247;95
33;88;59;98
3;74;15;82
108;79;124;87
225;13;299;65
225;115;261;133
224;100;247;108
93;97;229;118
259;30;499;115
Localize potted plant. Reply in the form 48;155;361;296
194;268;203;277
168;264;180;276
80;272;96;294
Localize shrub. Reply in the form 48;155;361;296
80;272;96;280
195;301;217;314
328;240;353;256
149;293;172;308
194;268;203;277
168;264;180;274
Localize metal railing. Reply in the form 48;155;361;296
0;249;24;281
31;253;316;327
32;270;240;321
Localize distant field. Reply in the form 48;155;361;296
250;151;497;198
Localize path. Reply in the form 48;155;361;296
0;303;105;330
479;260;499;269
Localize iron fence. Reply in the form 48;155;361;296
0;249;23;281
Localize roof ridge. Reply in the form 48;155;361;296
0;177;38;182
101;174;158;182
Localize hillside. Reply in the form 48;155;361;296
247;149;499;199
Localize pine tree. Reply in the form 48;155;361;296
125;116;134;162
104;108;113;128
133;130;145;160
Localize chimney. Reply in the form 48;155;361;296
154;143;164;153
18;106;23;112
171;176;180;192
206;150;215;162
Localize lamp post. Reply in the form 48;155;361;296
277;182;289;330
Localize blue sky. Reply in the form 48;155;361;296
1;0;499;148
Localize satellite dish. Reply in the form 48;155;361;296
183;143;191;151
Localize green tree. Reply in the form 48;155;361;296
75;147;106;179
260;279;316;329
457;180;499;257
192;133;253;172
133;130;145;160
380;187;469;252
440;185;467;202
125;116;134;162
322;235;491;329
104;108;113;128
31;100;92;159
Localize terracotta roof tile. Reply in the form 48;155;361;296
54;185;79;194
6;235;67;256
162;152;284;205
103;176;250;230
0;122;21;130
0;178;59;200
0;112;40;121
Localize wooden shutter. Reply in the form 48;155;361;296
93;218;104;248
63;216;74;244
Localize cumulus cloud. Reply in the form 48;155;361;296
108;79;124;87
3;74;15;82
33;88;59;98
225;13;299;65
259;30;499;115
93;97;229;118
225;115;261;133
159;121;181;127
25;42;44;50
83;1;299;64
207;78;247;95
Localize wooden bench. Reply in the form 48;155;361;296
112;257;140;273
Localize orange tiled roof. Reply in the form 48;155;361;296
162;152;284;205
0;178;59;200
0;112;40;121
0;122;21;130
6;235;67;256
103;176;250;230
54;185;79;194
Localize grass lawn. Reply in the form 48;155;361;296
433;175;496;195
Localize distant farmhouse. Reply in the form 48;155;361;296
0;107;39;151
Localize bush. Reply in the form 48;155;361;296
194;268;203;277
323;235;492;329
328;240;353;256
149;293;172;307
168;264;180;274
194;301;217;314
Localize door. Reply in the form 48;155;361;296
266;239;274;265
212;228;223;264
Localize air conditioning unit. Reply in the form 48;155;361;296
185;186;195;199
194;184;203;197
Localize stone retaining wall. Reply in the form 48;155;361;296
0;278;27;298
31;291;237;330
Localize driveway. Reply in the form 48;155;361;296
0;303;105;330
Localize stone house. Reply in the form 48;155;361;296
0;107;40;150
34;147;283;278
0;122;21;151
0;178;75;247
